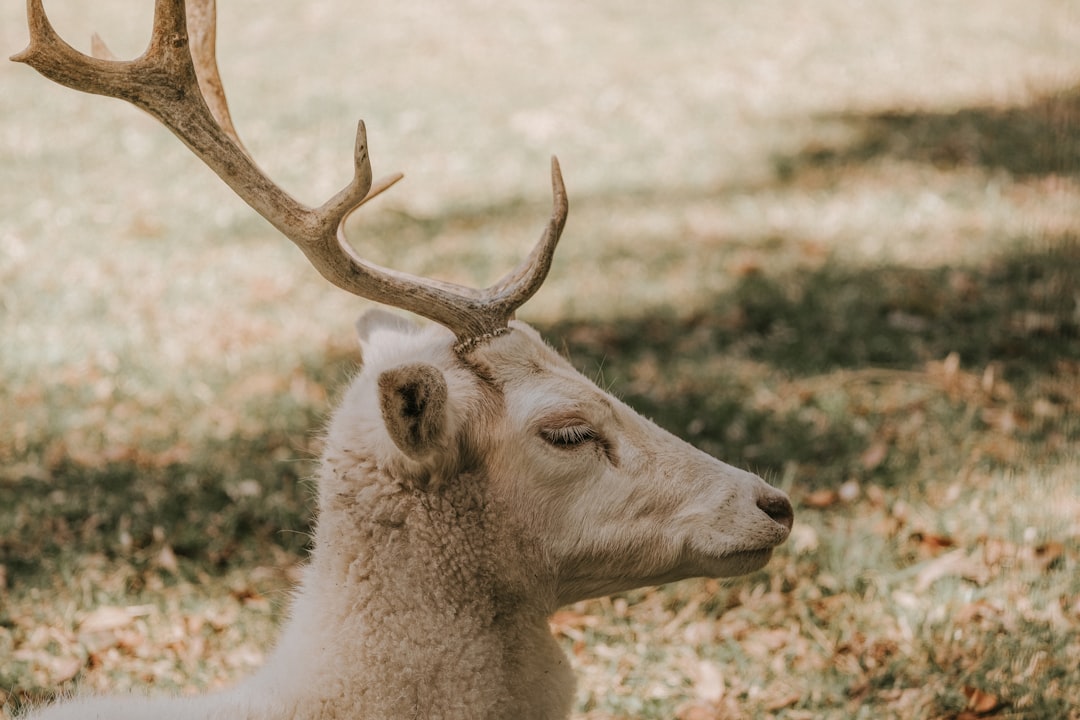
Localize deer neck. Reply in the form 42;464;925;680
246;460;574;720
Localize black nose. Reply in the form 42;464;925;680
758;493;794;531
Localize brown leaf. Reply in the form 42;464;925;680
912;532;956;554
914;549;991;592
549;608;600;641
676;703;720;720
763;688;801;711
860;441;889;471
954;599;1003;626
963;685;1003;714
803;489;838;509
79;606;134;633
47;656;83;683
1028;541;1065;572
980;537;1013;568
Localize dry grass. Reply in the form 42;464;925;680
2;0;1079;718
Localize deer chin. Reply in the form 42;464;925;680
682;522;789;579
557;536;781;604
554;553;744;609
695;547;776;579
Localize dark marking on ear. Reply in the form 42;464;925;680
378;363;448;459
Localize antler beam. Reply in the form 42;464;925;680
12;0;568;347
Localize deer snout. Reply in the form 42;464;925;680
756;488;794;536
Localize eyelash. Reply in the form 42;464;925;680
541;424;598;448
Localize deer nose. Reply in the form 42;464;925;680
757;492;794;532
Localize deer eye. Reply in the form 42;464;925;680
541;423;599;448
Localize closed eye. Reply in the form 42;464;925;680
541;423;598;448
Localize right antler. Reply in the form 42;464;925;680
12;0;569;350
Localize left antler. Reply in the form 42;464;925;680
13;0;568;348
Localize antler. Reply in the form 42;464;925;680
12;0;568;348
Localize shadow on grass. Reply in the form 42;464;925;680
0;437;317;587
542;237;1079;487
777;83;1080;179
0;347;362;587
549;238;1080;377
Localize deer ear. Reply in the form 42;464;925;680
356;308;416;341
355;309;417;359
377;363;448;460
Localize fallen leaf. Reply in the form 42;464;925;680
79;606;134;633
980;537;1012;568
1027;541;1065;572
914;549;991;592
860;441;889;471
963;685;1003;714
676;703;719;720
47;656;83;683
865;484;886;507
803;489;838;509
912;532;956;555
763;688;801;711
549;609;601;641
954;599;1003;626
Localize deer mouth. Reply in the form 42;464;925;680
685;524;788;578
687;546;775;579
722;547;776;574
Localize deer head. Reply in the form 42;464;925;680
332;314;794;611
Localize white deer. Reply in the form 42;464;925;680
13;1;794;718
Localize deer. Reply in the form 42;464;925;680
12;0;794;718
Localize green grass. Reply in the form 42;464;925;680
2;0;1079;718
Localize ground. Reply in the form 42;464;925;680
1;1;1078;718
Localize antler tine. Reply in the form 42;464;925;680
185;0;245;153
13;0;569;349
486;157;568;309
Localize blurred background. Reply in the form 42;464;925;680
2;1;1078;717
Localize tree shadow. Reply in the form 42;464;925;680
777;84;1080;179
541;238;1079;487
0;347;358;587
0;436;320;588
548;239;1079;377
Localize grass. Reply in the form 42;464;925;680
2;0;1079;717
